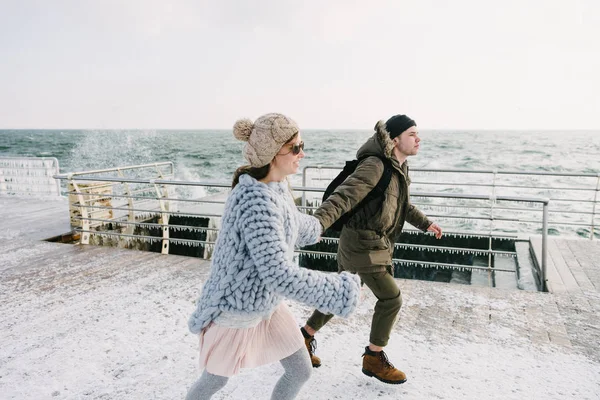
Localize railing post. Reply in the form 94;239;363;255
51;158;61;196
0;164;5;194
487;170;498;287
151;179;170;254
542;201;549;292
591;174;599;240
117;169;135;235
69;177;90;245
302;168;308;208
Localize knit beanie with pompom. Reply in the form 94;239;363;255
233;113;300;167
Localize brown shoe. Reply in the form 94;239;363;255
304;336;321;368
362;347;407;384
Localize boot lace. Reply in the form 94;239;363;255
379;350;395;369
308;337;317;354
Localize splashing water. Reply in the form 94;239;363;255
68;130;168;172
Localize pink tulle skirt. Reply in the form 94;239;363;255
197;302;304;377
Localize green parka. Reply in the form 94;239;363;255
314;121;432;273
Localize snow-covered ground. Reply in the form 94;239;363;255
1;240;599;400
0;196;69;241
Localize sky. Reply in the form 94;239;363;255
0;0;599;130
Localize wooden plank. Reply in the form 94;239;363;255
548;239;582;294
565;239;600;292
554;239;595;292
530;237;566;294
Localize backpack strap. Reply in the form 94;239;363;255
342;155;394;221
356;155;393;205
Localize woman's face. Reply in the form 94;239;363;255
272;134;305;177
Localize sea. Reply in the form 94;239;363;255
1;129;599;238
1;129;599;181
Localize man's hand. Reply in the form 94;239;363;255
427;223;443;239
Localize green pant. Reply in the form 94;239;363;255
306;265;402;347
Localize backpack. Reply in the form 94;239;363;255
321;155;394;232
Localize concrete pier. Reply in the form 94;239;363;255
1;197;599;399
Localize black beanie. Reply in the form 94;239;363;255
385;114;416;139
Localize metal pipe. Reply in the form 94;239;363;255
74;228;212;245
303;164;600;178
302;168;307;208
52;173;577;205
542;202;549;292
58;162;174;177
72;203;222;218
317;236;517;256
296;250;516;272
408;181;596;191
74;216;220;231
591;174;599;240
64;191;227;204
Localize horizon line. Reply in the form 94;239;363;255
1;127;600;132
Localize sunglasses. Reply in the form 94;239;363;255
279;141;304;155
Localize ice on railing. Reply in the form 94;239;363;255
0;182;57;194
0;159;57;168
297;252;337;261
88;231;209;247
392;260;469;271
0;168;56;177
171;226;209;233
1;157;60;196
319;237;338;245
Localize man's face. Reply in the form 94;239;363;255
394;126;421;157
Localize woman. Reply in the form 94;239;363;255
186;113;361;400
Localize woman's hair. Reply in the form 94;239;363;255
232;133;299;188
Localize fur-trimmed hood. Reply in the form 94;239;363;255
356;120;409;179
356;120;397;160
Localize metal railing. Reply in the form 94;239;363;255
0;156;61;196
56;162;177;250
302;166;599;240
297;186;550;291
54;171;550;291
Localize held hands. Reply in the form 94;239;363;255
360;283;366;302
427;223;443;239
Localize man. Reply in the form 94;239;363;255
301;114;443;384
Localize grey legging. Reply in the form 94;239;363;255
185;347;312;400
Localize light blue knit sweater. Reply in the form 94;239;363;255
188;174;361;334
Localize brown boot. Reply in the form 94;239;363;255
301;327;321;368
361;347;407;384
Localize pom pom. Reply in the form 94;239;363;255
233;118;254;142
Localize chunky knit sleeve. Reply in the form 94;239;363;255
188;275;219;334
241;196;360;318
295;211;322;247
